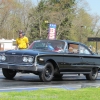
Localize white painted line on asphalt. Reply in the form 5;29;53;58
0;85;81;92
0;86;62;91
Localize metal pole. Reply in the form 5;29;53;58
96;41;97;53
95;29;100;54
80;26;84;42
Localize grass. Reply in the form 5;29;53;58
0;88;100;100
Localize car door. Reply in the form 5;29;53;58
79;45;100;71
62;43;83;72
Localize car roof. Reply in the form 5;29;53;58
33;39;86;47
31;39;92;54
38;39;82;43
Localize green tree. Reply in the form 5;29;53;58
0;0;32;39
28;0;76;43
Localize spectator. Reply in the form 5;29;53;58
16;30;29;50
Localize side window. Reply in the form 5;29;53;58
79;45;91;54
68;43;79;54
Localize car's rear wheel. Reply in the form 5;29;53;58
85;68;98;80
2;68;17;79
39;62;54;82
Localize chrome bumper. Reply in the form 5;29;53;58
0;63;44;72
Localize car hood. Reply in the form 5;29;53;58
3;49;58;56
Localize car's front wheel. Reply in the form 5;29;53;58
85;68;98;80
39;62;54;82
2;68;17;79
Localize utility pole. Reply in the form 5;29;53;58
80;26;84;42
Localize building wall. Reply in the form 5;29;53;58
0;39;16;51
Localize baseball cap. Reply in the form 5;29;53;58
19;30;23;34
19;30;25;36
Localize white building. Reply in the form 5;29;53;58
0;39;16;51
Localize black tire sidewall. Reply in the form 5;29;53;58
2;68;16;79
90;70;98;80
39;62;54;82
85;69;98;80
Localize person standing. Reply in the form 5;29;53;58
16;30;29;50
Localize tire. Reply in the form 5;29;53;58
39;62;54;82
85;68;98;80
2;68;17;79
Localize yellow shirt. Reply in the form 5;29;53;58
16;36;29;49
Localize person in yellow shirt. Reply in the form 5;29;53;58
16;30;29;50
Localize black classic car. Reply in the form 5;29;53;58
0;39;100;82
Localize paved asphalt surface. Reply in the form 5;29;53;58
0;70;100;92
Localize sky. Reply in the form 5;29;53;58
86;0;100;16
32;0;40;6
32;0;100;16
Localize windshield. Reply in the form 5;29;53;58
29;40;65;52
